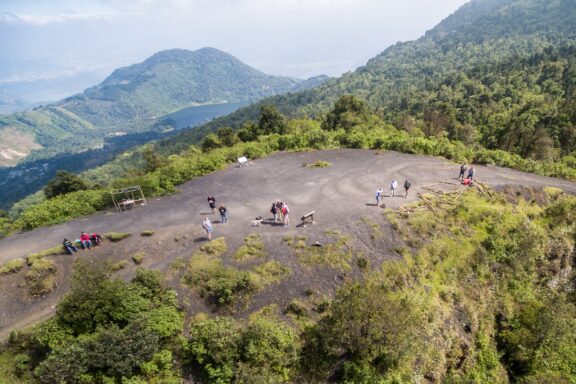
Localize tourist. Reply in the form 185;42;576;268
219;205;228;224
376;187;383;206
62;239;78;255
202;217;213;240
80;231;92;250
271;203;278;222
207;195;216;214
459;164;467;180
282;203;290;227
390;179;398;197
404;180;411;198
90;232;103;246
467;166;476;180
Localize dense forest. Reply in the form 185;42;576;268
168;0;576;162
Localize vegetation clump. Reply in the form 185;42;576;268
132;252;145;265
284;230;353;270
0;258;26;275
305;160;331;168
103;232;131;242
140;230;155;237
233;233;266;262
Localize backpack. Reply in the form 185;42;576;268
282;206;288;215
404;181;411;189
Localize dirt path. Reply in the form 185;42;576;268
1;149;575;338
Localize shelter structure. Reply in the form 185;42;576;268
110;186;147;212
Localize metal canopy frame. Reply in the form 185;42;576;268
110;185;147;212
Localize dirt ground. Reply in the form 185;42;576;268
1;149;576;339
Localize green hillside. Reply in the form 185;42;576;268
167;0;576;160
0;48;312;168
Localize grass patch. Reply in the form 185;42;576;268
360;216;383;240
111;260;129;271
284;230;352;270
132;252;145;265
183;238;256;306
103;232;131;242
233;233;266;262
140;230;155;237
252;260;292;286
26;245;64;266
0;350;33;384
305;160;332;168
25;258;57;296
0;258;26;275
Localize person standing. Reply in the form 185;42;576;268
459;164;467;180
282;203;290;227
219;205;228;224
271;203;278;222
276;200;284;222
404;180;411;198
375;187;383;206
390;179;398;197
203;217;213;240
207;196;216;214
467;166;476;180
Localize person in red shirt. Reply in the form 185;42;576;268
80;231;92;249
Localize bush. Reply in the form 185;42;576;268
132;252;145;265
0;258;26;274
104;232;131;242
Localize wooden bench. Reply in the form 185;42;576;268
301;211;315;225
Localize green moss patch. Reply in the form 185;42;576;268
284;230;352;271
360;216;383;240
111;260;129;271
132;252;145;265
103;232;132;242
233;233;266;262
0;258;26;275
305;160;332;168
140;230;155;237
25;258;57;296
26;245;64;266
251;260;292;286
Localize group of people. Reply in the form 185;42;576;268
62;231;103;254
270;200;290;227
203;196;230;241
376;179;411;205
458;164;476;185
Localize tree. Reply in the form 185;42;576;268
322;95;369;131
201;133;222;152
44;170;88;199
142;146;165;173
258;105;288;135
217;127;240;147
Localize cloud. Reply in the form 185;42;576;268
0;11;124;25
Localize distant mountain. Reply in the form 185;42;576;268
167;0;576;159
0;48;319;167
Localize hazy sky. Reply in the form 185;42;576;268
0;0;469;100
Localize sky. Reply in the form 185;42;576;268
0;0;469;102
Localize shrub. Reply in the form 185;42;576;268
104;232;132;242
132;252;145;265
233;234;266;262
140;230;155;237
0;258;26;274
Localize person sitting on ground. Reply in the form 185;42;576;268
463;178;473;186
459;164;467;180
203;217;213;241
80;231;92;250
404;180;411;198
219;205;228;224
90;232;103;246
62;239;78;255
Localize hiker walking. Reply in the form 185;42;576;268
271;203;278;222
207;196;216;214
390;179;398;197
467;166;476;180
458;164;467;180
375;187;383;206
219;205;228;224
202;217;213;240
282;203;290;227
404;180;411;198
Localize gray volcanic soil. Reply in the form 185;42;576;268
1;149;576;338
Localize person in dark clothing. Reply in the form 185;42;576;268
458;164;467;180
271;203;278;222
467;166;476;180
404;180;411;198
63;239;78;255
207;196;216;214
219;205;228;224
90;233;103;246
